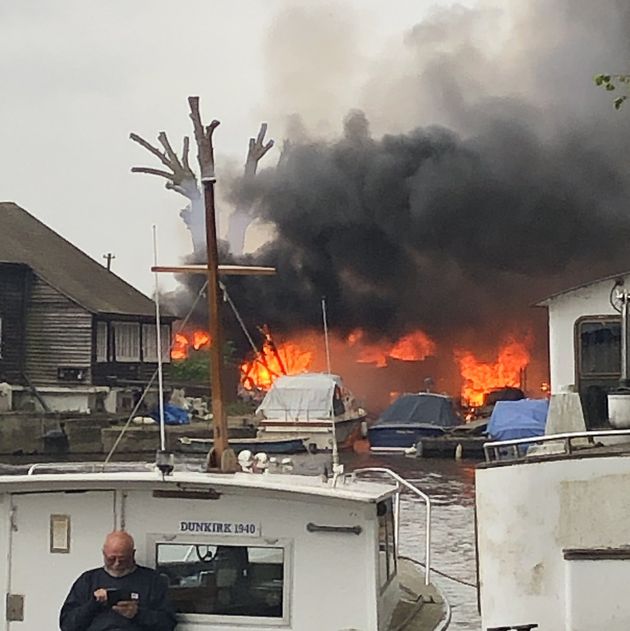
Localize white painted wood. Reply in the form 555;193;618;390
7;491;115;630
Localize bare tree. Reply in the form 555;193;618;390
130;127;208;255
226;123;275;255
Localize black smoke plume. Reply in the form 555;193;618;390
169;1;630;397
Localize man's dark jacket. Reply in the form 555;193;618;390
59;565;176;631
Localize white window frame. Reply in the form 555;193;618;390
147;533;292;627
112;322;140;362
142;324;171;364
96;321;109;363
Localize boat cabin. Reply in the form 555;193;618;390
475;271;630;630
256;373;366;452
0;465;445;630
537;271;630;427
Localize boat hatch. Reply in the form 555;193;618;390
150;535;291;626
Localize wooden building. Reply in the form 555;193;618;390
0;202;176;413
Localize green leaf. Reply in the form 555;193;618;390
614;96;627;110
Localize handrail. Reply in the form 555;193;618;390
483;428;630;462
353;467;432;585
25;462;154;476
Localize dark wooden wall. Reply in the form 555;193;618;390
0;263;30;381
23;275;93;386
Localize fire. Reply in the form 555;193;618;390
240;338;314;391
456;339;530;407
352;330;436;367
171;329;212;360
192;330;211;350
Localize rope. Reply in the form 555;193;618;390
399;554;477;589
103;281;209;465
220;281;259;355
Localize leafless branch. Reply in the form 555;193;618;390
245;123;274;178
188;96;220;181
129;130;199;201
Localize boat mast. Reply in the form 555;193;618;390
321;297;332;375
152;225;166;453
187;96;236;471
321;297;341;474
131;96;276;473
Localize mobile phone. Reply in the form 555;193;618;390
106;589;133;606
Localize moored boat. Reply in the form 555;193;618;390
0;461;450;630
178;435;307;455
255;372;367;453
369;393;461;453
475;274;630;630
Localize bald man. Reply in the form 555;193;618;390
59;531;176;631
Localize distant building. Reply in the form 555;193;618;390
538;271;628;427
0;202;176;413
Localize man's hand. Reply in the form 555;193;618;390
93;589;108;604
112;600;138;619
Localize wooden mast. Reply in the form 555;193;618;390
186;96;233;470
130;97;275;473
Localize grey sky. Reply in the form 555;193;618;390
1;0;472;294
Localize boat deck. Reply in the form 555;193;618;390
389;558;449;630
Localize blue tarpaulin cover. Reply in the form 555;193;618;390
150;403;190;425
376;393;460;429
486;398;549;441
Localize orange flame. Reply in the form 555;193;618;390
352;329;436;367
240;338;313;391
171;329;212;360
456;339;530;407
192;330;211;350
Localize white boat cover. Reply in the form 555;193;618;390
256;373;343;420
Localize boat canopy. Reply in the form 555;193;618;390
256;373;343;420
376;393;460;428
486;398;549;441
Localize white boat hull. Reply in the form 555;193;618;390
256;415;365;452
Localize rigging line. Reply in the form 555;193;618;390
103;280;209;466
398;554;477;589
219;281;260;355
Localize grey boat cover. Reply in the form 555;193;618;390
256;373;343;420
376;393;460;428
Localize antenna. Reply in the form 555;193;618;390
152;226;172;475
321;297;332;374
321;297;341;479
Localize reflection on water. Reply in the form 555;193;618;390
3;449;480;630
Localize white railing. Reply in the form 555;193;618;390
483;428;630;462
353;467;432;585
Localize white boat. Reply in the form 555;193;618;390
475;274;630;631
0;461;450;630
255;373;367;453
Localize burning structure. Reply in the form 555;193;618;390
133;3;630;414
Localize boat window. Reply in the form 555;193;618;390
156;542;284;618
578;318;621;376
333;386;345;416
377;499;397;589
